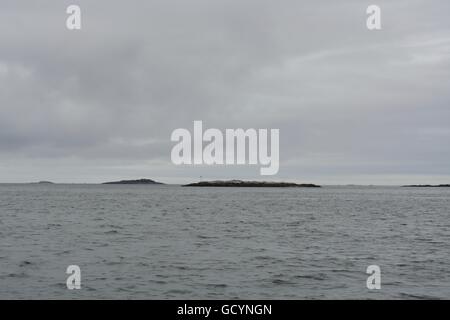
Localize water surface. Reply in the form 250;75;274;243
0;184;449;299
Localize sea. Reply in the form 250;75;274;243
0;184;449;299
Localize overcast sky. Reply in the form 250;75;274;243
1;0;450;184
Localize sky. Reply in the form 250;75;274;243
1;0;450;184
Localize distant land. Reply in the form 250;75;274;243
183;180;321;188
102;179;164;185
28;181;55;184
403;184;450;188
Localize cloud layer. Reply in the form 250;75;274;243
1;0;450;184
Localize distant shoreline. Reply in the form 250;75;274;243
403;184;450;188
1;179;449;187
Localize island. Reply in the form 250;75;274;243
183;180;321;188
102;179;164;185
403;184;450;188
28;181;55;184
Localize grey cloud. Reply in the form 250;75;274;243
1;0;450;183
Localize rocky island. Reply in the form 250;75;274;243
183;180;321;188
102;179;164;185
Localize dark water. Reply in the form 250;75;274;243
0;184;449;299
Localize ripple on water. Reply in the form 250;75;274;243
1;184;450;299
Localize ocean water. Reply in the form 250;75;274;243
0;184;449;299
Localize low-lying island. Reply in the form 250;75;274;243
183;180;321;188
102;179;164;185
